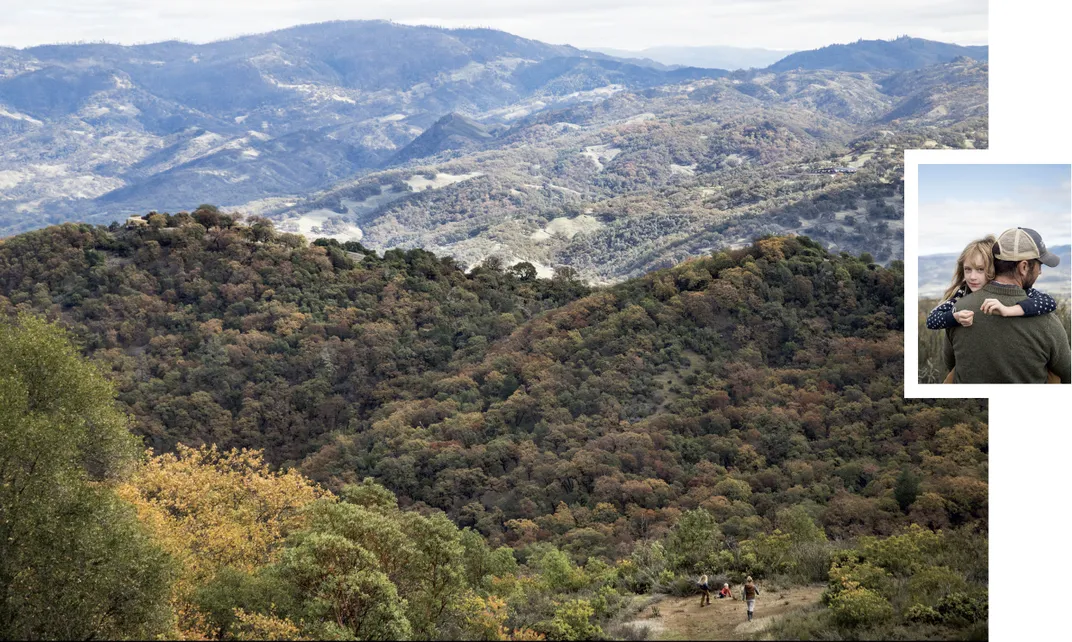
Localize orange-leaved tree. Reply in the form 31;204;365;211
116;444;328;637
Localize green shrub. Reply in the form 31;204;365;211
531;546;587;593
907;565;968;606
549;599;603;641
828;587;894;627
860;525;941;576
590;586;625;619
826;553;892;600
904;603;942;625
936;591;988;625
740;530;792;575
665;509;722;573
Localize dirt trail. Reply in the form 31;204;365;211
624;584;825;640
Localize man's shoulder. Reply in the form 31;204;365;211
1034;309;1069;335
955;290;987;307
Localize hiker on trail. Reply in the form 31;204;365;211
698;574;711;606
742;576;760;621
718;583;732;599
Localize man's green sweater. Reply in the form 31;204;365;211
943;281;1071;383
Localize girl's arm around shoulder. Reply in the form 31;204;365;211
1021;288;1058;317
926;300;959;330
981;289;1058;318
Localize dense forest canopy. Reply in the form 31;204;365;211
0;214;987;639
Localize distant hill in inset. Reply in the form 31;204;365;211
918;244;1071;298
593;45;793;70
769;36;988;72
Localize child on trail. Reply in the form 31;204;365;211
718;583;732;599
926;235;1057;331
698;574;711;607
742;577;759;622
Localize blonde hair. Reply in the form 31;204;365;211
700;574;708;583
746;576;753;584
942;236;996;302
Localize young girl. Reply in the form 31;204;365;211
926;235;1057;330
742;576;760;621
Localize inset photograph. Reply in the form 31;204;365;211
916;164;1071;384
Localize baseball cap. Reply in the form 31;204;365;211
994;227;1060;267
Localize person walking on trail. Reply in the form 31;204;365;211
698;574;711;607
742;576;760;621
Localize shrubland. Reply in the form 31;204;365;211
0;216;987;639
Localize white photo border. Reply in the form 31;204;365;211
903;149;1072;398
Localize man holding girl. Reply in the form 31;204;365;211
927;227;1070;383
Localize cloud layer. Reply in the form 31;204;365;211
2;0;987;50
919;198;1071;255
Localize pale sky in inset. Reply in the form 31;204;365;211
918;164;1072;256
0;0;987;51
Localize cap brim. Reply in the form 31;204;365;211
1040;250;1060;268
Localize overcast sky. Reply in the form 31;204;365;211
0;0;987;51
918;164;1072;256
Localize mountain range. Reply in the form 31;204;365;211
918;244;1072;299
1;22;988;282
769;36;988;72
591;45;793;70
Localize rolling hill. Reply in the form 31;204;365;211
768;36;987;72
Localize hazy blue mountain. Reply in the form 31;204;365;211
0;22;987;278
594;45;793;70
0;20;736;232
388;112;494;165
262;58;987;283
919;245;1071;298
769;36;988;72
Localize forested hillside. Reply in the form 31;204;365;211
0;216;987;640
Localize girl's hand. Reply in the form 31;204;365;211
980;299;1023;317
953;310;974;327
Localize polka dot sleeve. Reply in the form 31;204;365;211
1021;288;1057;317
927;299;958;330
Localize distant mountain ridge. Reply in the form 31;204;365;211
593;45;793;70
0;20;732;232
769;36;988;72
1;22;987;281
389;112;494;166
918;244;1071;298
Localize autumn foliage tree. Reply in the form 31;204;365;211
116;444;326;637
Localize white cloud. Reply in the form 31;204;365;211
0;0;987;50
919;198;1071;255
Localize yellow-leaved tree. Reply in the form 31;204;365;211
116;444;328;637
